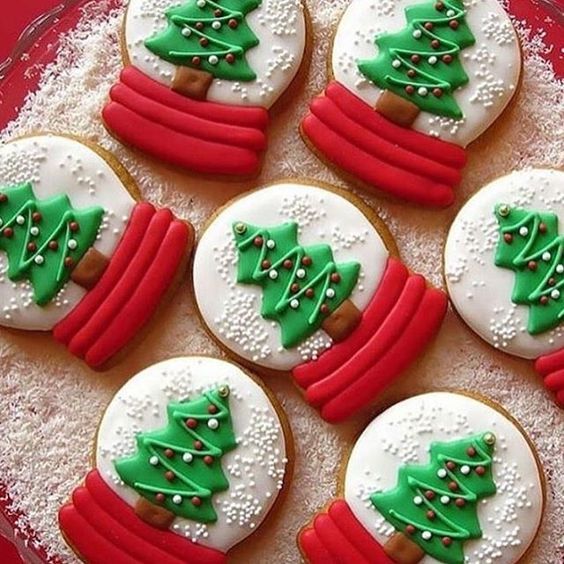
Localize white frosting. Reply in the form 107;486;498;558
125;0;306;109
193;183;390;371
344;392;543;564
445;169;564;360
0;135;135;331
96;356;288;552
332;0;521;147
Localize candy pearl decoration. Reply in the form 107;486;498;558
437;468;447;478
446;9;455;16
553;290;562;300
269;270;278;280
392;59;401;68
209;55;219;65
149;456;159;466
16;215;25;225
519;226;528;236
428;56;438;65
460;465;471;475
557;265;564;274
440;495;450;504
197;0;206;6
183;452;193;463
413;29;422;39
208;418;219;430
422;531;432;541
290;299;299;309
413;496;423;505
418;87;428;96
34;256;44;265
172;495;183;505
296;268;306;279
266;239;276;249
182;27;191;37
542;252;551;261
326;288;336;299
67;239;78;250
30;227;39;236
212;21;221;30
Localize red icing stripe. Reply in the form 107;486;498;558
298;499;394;564
109;82;267;152
302;113;455;208
321;288;447;423
59;470;226;564
534;351;564;407
309;95;461;186
306;275;426;408
325;82;466;168
120;66;268;129
293;258;409;388
103;102;262;176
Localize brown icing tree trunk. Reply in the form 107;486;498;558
172;66;213;100
321;298;362;342
70;247;109;290
383;532;425;564
375;90;421;127
134;497;176;530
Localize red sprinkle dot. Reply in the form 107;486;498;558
425;490;435;500
64;257;74;268
3;228;13;238
431;39;440;49
320;304;330;315
253;236;263;247
199;37;209;47
433;88;443;98
195;22;204;30
411;54;421;64
503;233;513;243
539;223;547;233
291;283;300;293
305;288;315;298
27;242;37;252
475;466;486;476
446;461;456;470
442;537;452;547
164;449;174;458
302;256;312;266
194;440;203;450
406;525;416;535
449;20;459;30
204;455;214;465
283;259;293;269
261;259;271;270
69;221;79;232
426;510;435;520
331;273;341;283
424;22;434;30
226;53;235;64
208;404;218;414
407;69;416;78
186;418;198;429
455;498;466;507
405;85;415;95
214;8;222;16
192;496;202;506
0;194;7;203
192;56;201;66
528;261;537;271
228;18;238;28
448;481;458;491
442;54;453;64
155;493;165;503
32;212;42;223
467;446;476;457
165;471;175;481
435;2;445;10
540;296;549;305
48;240;58;250
549;278;556;286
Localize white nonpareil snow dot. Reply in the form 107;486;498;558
326;288;336;298
290;299;299;309
30;226;39;236
34;255;44;265
437;468;447;478
418;87;428;96
413;496;423;505
551;289;560;300
296;268;306;279
182;27;191;37
441;495;450;504
542;251;551;261
413;29;422;39
392;59;401;68
269;270;278;280
16;215;25;225
447;9;455;17
212;21;221;30
557;264;564;274
172;495;183;505
422;531;432;541
460;465;471;475
67;239;78;250
428;56;438;65
196;0;206;6
208;418;219;430
149;455;159;466
183;452;193;463
519;226;528;236
209;55;219;65
266;239;276;249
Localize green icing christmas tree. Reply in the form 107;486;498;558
114;385;237;523
371;432;496;564
358;0;476;119
232;221;360;349
0;182;103;306
494;204;564;335
145;0;262;81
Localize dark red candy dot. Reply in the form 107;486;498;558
49;240;58;250
195;22;204;30
448;481;458;491
291;283;300;293
164;448;174;458
435;1;444;10
455;498;466;507
449;20;459;30
0;193;7;203
186;418;198;429
302;256;312;266
32;212;42;222
199;37;209;47
407;69;416;78
69;221;79;232
405;85;415;95
208;404;218;414
442;54;453;64
320;304;330;315
406;525;416;535
261;259;271;270
540;296;549;305
253;236;263;247
442;537;452;547
433;88;443;98
283;259;293;269
424;22;434;30
528;261;537;271
3;228;13;238
192;56;201;66
204;455;214;465
467;446;476;457
228;18;238;28
549;278;556;286
426;510;435;520
214;8;222;16
446;461;456;470
226;53;235;64
539;223;547;233
194;440;203;450
504;233;513;243
305;288;314;298
165;471;175;481
64;257;74;268
27;242;37;252
331;273;341;283
425;490;435;500
155;493;165;503
475;466;486;476
192;496;202;506
431;39;440;49
411;54;421;64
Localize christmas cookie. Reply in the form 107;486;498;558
298;391;544;564
59;356;291;563
192;181;447;423
0;134;193;369
301;0;521;207
103;0;308;177
445;168;564;407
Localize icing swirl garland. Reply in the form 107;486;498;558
371;432;496;564
232;221;360;349
0;182;103;306
114;386;237;523
145;0;262;81
494;204;564;335
358;0;475;119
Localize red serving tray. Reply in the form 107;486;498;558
0;1;562;562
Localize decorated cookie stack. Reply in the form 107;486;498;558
301;0;521;207
103;0;307;176
59;357;291;563
0;135;193;369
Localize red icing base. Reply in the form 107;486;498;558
102;67;269;176
53;202;192;369
534;350;564;407
59;470;226;564
298;499;394;564
293;257;447;422
301;81;467;208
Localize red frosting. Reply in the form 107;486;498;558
58;470;226;564
102;66;269;176
298;499;394;564
293;257;447;422
53;202;192;369
534;350;564;407
301;81;467;208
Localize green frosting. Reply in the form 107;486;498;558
371;432;496;564
0;182;103;306
145;0;261;82
232;221;360;349
358;0;475;119
114;386;237;524
494;204;564;335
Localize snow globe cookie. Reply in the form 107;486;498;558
301;0;521;207
59;356;291;563
445;169;564;407
103;0;308;177
193;181;447;423
298;391;544;564
0;135;193;369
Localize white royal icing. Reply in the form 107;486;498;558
445;169;564;360
0;135;135;331
332;0;521;147
96;356;288;552
125;0;306;109
345;392;543;564
192;183;390;371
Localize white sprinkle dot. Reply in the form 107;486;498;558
30;227;39;236
413;29;422;39
519;226;528;236
266;239;276;249
183;452;193;463
422;531;432;541
182;27;192;37
209;55;219;65
16;215;25;225
557;265;564;274
326;288;336;299
392;59;401;68
428;56;438;65
290;299;299;309
437;468;447;478
67;239;78;250
413;496;423;506
296;268;306;279
196;0;206;6
172;495;183;505
440;495;450;505
446;9;455;17
460;465;471;475
34;256;44;265
212;21;221;30
418;87;428;96
542;251;551;261
149;456;159;466
551;289;560;300
208;418;219;430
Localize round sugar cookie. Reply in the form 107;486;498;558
301;0;521;207
103;0;309;176
193;181;447;422
298;391;544;564
0;134;193;369
445;168;564;406
59;356;291;563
